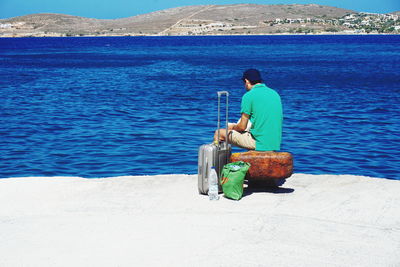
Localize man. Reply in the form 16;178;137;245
214;69;283;151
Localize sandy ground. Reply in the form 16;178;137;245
0;173;399;266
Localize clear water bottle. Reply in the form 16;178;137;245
208;167;219;201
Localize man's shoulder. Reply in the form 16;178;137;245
242;90;252;100
260;84;280;97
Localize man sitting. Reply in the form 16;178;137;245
214;69;283;151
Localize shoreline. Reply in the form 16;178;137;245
1;173;399;266
0;172;396;180
1;32;399;38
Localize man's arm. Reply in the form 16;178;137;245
232;113;250;132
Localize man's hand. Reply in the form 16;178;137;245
233;113;250;132
228;123;236;131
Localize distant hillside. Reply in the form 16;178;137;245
0;13;107;35
1;4;398;37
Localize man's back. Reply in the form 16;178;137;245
241;83;283;151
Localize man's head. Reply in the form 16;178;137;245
242;69;262;90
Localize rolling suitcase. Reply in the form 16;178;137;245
198;91;232;195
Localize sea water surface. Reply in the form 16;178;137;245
0;35;399;179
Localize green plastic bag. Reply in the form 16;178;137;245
220;161;251;200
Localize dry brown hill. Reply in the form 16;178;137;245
1;13;106;34
0;4;355;36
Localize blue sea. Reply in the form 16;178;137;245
0;35;399;179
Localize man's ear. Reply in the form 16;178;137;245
244;79;252;90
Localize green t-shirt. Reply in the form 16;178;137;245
240;83;283;151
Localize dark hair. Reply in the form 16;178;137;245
242;69;263;85
243;78;262;85
249;79;262;85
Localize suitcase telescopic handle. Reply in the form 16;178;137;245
217;91;229;149
217;91;229;97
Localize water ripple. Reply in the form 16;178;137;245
0;35;399;179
